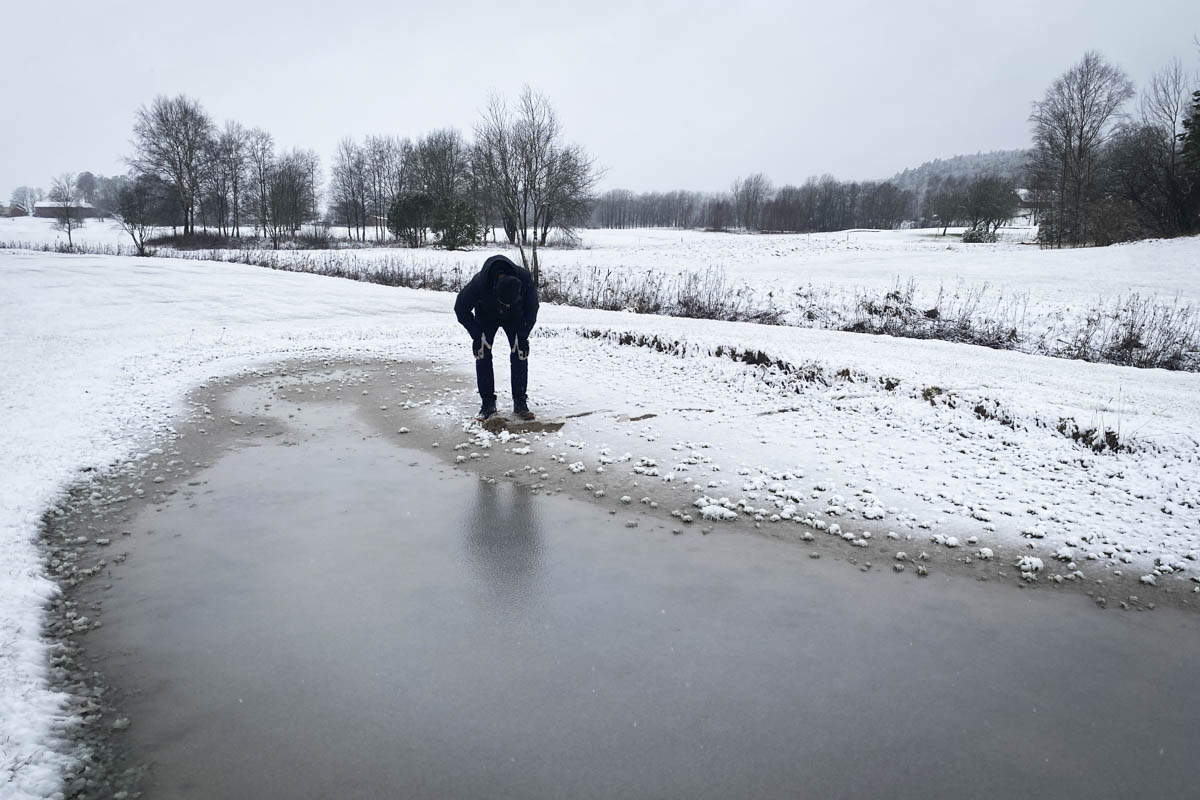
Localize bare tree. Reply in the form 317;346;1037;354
364;135;405;240
705;195;733;231
93;174;130;218
74;171;98;204
731;173;773;230
515;87;559;281
475;87;599;282
199;122;251;237
415;129;472;202
130;95;213;235
114;173;169;255
961;175;1019;234
200;134;230;235
330;137;368;240
924;176;966;234
9;186;39;215
539;143;599;244
245;128;274;237
301;148;322;231
474;93;523;244
265;149;319;248
219;121;249;237
1142;59;1193;163
1029;51;1134;246
48;173;86;249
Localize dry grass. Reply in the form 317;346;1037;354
4;240;1196;372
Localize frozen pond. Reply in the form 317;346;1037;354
79;389;1200;800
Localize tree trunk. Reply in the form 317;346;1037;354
515;239;529;272
232;178;241;237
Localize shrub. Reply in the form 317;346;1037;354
961;226;997;243
143;231;235;249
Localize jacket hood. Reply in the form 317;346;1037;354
481;254;521;286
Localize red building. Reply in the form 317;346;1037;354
34;200;100;219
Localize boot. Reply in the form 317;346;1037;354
476;395;498;421
513;397;535;421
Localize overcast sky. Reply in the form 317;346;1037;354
1;0;1196;198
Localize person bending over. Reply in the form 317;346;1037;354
454;254;539;421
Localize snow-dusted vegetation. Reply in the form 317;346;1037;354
6;218;1199;370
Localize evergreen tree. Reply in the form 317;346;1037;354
387;192;433;248
1182;90;1200;170
429;198;477;250
1181;90;1200;234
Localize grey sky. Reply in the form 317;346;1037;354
1;0;1196;197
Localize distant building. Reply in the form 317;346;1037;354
0;204;25;217
1015;188;1050;211
34;200;100;219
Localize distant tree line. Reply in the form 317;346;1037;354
593;44;1199;247
590;172;1022;237
98;87;596;278
122;95;322;244
319;88;601;280
593;175;923;233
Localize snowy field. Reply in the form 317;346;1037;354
7;216;1200;322
3;233;1200;795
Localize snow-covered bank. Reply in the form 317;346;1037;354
2;249;1199;796
15;224;1200;370
8;217;1200;313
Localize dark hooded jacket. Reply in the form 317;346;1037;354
454;255;539;340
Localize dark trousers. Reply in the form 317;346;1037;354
476;323;527;404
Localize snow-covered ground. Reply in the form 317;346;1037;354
8;216;1200;317
0;216;138;250
3;234;1200;796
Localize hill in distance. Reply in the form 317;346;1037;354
888;149;1030;195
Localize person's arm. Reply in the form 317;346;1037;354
454;279;482;340
521;274;539;337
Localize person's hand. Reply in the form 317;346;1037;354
473;334;492;360
512;334;529;361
